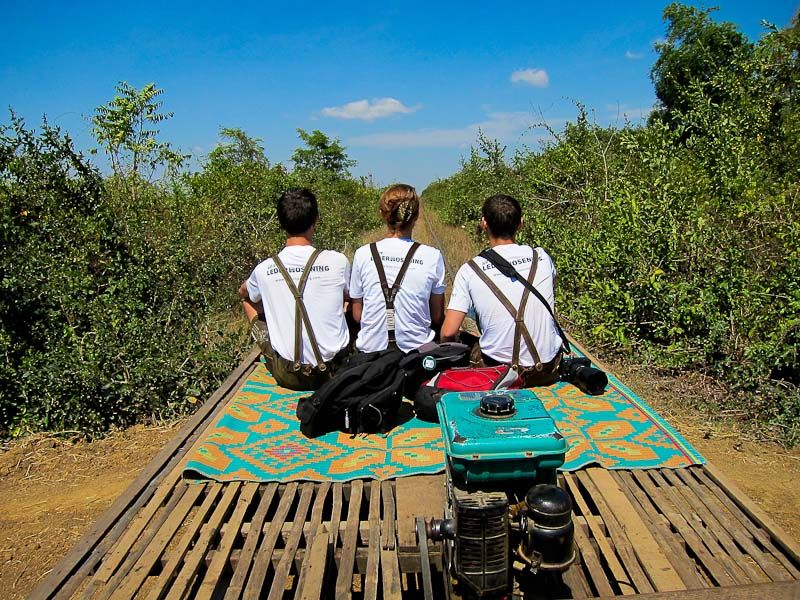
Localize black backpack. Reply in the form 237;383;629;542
296;349;405;437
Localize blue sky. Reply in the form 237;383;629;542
3;1;797;188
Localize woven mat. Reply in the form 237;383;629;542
183;356;703;482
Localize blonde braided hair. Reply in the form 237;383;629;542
380;184;419;231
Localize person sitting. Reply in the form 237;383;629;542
349;184;446;353
440;194;563;386
238;188;351;390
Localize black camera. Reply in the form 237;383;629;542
559;356;608;395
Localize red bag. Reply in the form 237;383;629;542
413;365;522;422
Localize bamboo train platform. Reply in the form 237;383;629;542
30;348;800;600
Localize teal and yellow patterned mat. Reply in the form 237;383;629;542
183;360;703;482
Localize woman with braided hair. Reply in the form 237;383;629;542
349;184;446;352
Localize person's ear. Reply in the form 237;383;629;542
517;217;523;232
480;216;489;232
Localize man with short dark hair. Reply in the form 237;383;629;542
239;188;351;390
440;194;563;386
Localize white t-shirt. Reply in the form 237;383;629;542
350;238;446;353
246;245;350;366
448;244;562;365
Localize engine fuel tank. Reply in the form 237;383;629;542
437;390;568;484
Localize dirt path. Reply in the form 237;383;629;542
0;423;181;598
1;205;797;599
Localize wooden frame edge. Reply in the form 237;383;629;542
29;348;261;600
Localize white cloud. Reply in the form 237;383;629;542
319;97;418;121
510;68;549;88
625;50;644;60
349;112;558;148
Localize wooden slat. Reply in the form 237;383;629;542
92;482;190;600
242;481;299;600
268;483;315;600
613;470;707;590
224;483;279;600
329;483;344;551
662;469;770;584
31;349;260;600
564;472;636;595
88;468;183;588
648;469;749;585
145;483;223;600
292;482;331;599
588;468;685;592
693;467;800;579
631;470;736;587
571;515;616;596
380;481;402;600
561;562;593;599
675;468;792;582
113;483;205;599
305;482;330;546
364;481;382;600
579;469;656;594
381;480;396;551
596;580;800;599
702;464;800;567
335;479;364;599
166;481;242;599
196;482;259;599
296;530;330;600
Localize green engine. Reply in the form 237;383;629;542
424;390;576;598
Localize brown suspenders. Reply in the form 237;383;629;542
466;249;543;371
369;241;421;347
272;249;327;371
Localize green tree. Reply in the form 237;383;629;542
650;4;752;130
291;129;355;176
91;82;186;202
207;127;269;168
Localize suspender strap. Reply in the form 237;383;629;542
272;249;326;370
479;247;571;354
466;256;543;370
369;241;421;344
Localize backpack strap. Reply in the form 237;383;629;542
369;241;421;346
466;257;544;371
272;249;326;370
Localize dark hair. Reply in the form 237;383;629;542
277;188;318;235
482;194;522;238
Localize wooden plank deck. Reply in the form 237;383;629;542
31;350;800;599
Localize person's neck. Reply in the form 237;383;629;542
384;228;413;240
285;233;314;247
488;236;516;248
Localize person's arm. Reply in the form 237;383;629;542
440;309;466;342
350;298;363;323
441;263;472;342
429;293;445;328
238;279;263;323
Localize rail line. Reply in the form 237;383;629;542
419;202;456;287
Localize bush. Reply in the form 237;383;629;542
0;111;379;436
424;7;800;443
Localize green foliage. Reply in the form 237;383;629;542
92;82;187;202
291;129;356;176
425;7;800;443
1;103;379;437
